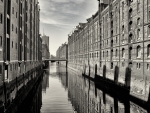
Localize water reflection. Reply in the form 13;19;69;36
16;62;148;113
56;63;148;113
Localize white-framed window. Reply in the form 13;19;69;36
115;49;118;57
122;48;125;58
137;18;140;25
137;29;140;39
137;45;141;58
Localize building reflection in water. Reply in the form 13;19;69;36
56;65;148;113
16;64;148;113
42;70;49;93
16;78;42;113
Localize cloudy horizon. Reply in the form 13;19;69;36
39;0;98;56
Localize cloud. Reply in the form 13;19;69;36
39;0;98;55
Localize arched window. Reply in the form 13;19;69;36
122;34;125;43
122;25;124;33
137;45;141;58
122;48;125;58
107;51;108;57
147;64;150;70
129;33;133;43
129;47;132;59
147;44;150;57
111;50;113;59
137;18;140;25
115;49;118;57
137;29;140;39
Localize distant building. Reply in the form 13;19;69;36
42;35;50;60
56;42;68;60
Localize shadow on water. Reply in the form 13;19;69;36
16;63;149;113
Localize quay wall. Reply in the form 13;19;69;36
0;62;43;113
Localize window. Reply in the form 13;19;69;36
16;12;17;18
111;50;113;59
111;62;113;69
137;29;140;39
122;48;125;58
115;49;118;57
122;34;125;44
0;13;2;23
16;27;17;34
137;18;140;25
129;8;132;19
137;45;141;58
107;51;108;57
12;7;14;14
122;25;124;33
12;41;13;48
129;33;133;43
0;36;2;47
137;63;138;69
148;44;150;57
129;47;132;59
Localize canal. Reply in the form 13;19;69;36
16;62;148;113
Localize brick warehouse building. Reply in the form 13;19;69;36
0;0;42;107
67;0;150;100
56;42;68;65
56;42;68;60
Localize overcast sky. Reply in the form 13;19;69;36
39;0;98;56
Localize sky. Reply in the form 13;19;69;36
39;0;98;56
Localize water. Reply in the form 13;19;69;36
41;63;74;113
16;62;148;113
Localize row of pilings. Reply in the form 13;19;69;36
82;64;150;112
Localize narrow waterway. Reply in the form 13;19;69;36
40;62;74;113
16;62;148;113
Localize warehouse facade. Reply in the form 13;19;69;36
67;0;150;100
